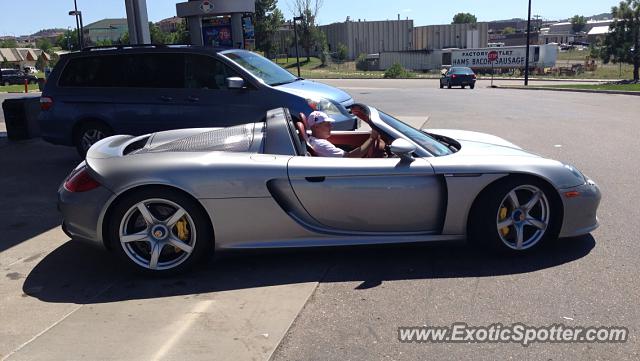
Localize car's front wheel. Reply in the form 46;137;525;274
107;188;213;275
469;177;560;253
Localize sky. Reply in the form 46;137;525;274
0;0;621;37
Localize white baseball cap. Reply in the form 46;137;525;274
306;111;336;128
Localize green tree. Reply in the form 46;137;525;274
452;12;477;24
165;21;191;44
0;38;18;48
119;31;130;44
601;0;640;81
255;0;285;57
149;22;166;44
36;38;52;52
502;26;516;35
571;15;587;33
290;0;324;61
55;29;80;50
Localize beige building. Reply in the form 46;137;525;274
412;22;489;50
319;19;414;60
84;18;129;44
0;48;51;70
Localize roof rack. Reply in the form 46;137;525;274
81;44;168;51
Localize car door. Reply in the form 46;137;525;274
287;156;446;233
112;52;187;135
181;54;255;128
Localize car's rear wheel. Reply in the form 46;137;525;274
462;85;466;89
2;81;9;86
74;122;112;157
469;177;561;253
447;82;452;89
440;82;444;89
107;188;213;275
470;84;475;89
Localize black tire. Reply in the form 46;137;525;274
2;81;9;86
470;84;475;89
462;85;466;89
106;187;214;276
468;176;561;254
74;121;112;157
440;82;444;89
447;82;452;89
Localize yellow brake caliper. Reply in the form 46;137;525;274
499;207;510;236
174;218;190;252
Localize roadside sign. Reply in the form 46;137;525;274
488;51;499;63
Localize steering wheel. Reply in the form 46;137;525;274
352;106;389;158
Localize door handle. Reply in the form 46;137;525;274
159;96;174;102
186;96;199;102
305;176;325;182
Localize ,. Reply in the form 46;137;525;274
57;104;600;275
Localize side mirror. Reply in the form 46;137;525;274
226;77;245;89
390;139;417;160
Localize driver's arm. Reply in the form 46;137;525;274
345;129;380;158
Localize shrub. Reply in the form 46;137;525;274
336;43;348;61
384;62;414;78
356;53;368;70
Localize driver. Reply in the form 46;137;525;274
306;111;380;158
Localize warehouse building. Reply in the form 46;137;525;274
412;22;489;50
319;19;414;60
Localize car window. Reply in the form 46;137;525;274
378;111;453;157
121;53;184;88
59;55;121;87
222;50;298;86
452;67;474;74
184;54;239;90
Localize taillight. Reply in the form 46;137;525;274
472;74;477;79
64;166;100;192
451;74;457;79
40;96;53;111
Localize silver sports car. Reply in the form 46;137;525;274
58;104;601;274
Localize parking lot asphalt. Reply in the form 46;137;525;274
1;79;639;360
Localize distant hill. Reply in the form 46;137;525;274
558;12;612;22
30;28;66;37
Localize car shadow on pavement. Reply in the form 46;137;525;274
22;234;595;304
0;139;79;252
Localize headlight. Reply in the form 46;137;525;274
306;97;342;116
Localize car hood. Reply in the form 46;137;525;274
274;79;353;105
426;129;541;158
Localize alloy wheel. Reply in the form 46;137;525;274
119;198;197;270
495;185;550;250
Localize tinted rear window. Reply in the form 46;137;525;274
451;67;474;74
121;53;184;88
59;55;121;87
59;53;185;88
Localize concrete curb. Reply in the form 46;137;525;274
495;86;640;96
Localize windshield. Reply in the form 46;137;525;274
378;111;453;156
222;50;298;86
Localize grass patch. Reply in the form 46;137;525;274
541;83;640;91
0;84;40;93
